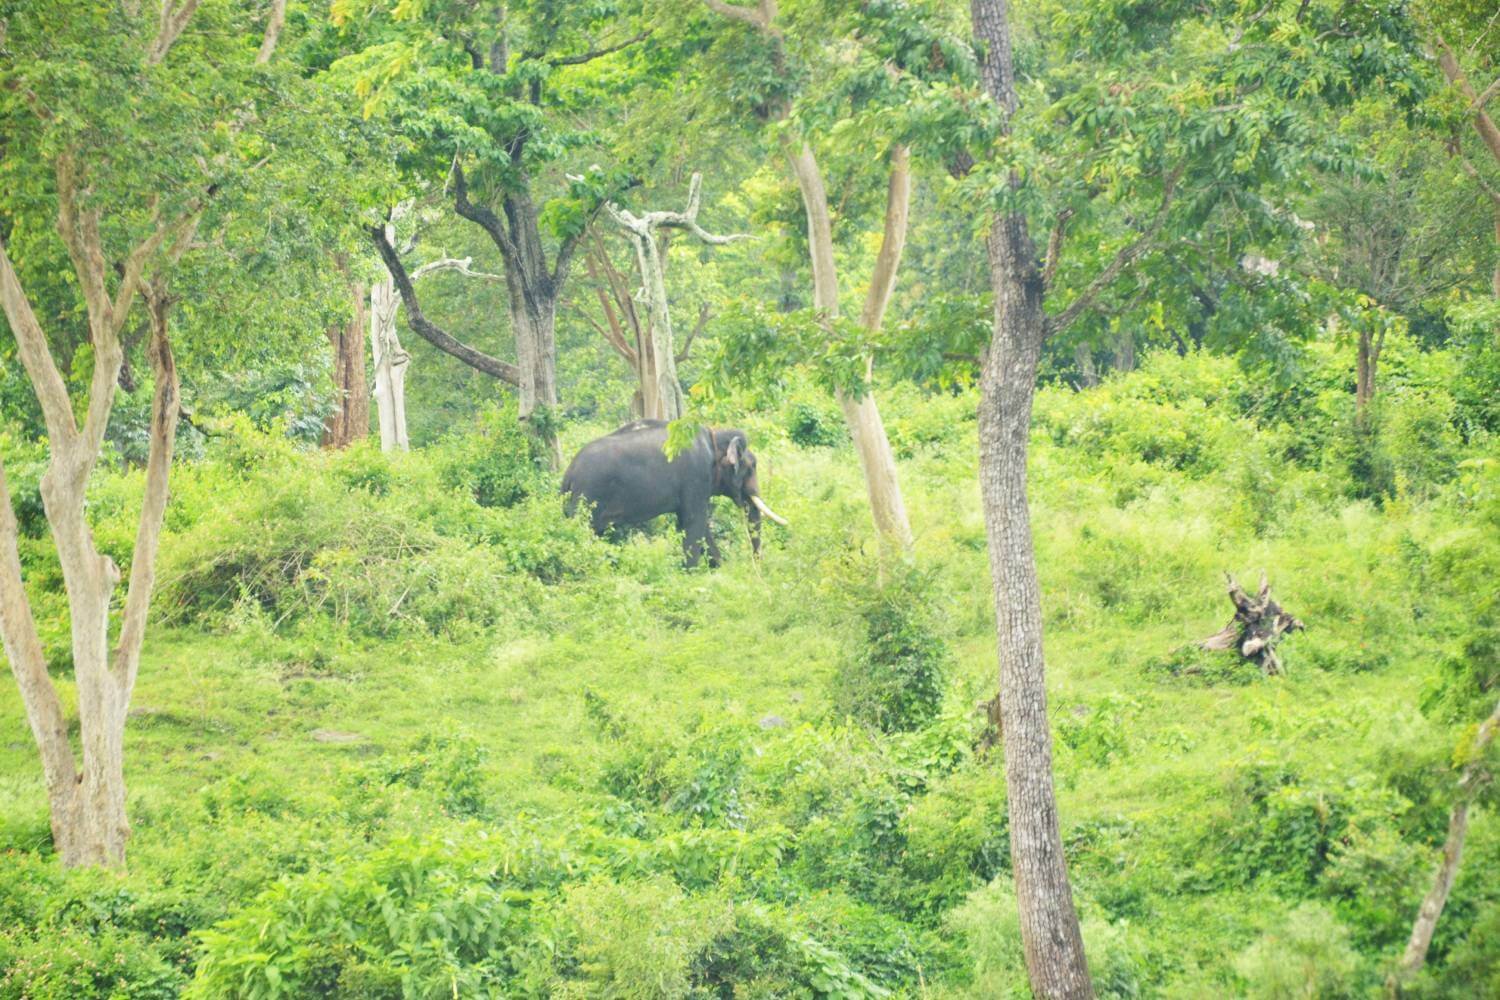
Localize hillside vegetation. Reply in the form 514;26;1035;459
1;343;1496;998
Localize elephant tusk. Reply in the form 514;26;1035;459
750;495;788;527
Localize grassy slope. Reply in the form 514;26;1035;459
0;357;1492;996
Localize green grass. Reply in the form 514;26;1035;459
1;348;1497;997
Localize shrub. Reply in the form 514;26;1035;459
1233;902;1363;999
434;404;552;509
554;877;734;998
0;924;184;1000
786;400;846;447
830;565;950;734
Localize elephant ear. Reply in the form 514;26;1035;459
723;436;740;467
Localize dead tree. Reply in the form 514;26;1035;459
602;173;747;421
1198;572;1304;675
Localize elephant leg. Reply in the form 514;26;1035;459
677;509;708;568
705;521;722;568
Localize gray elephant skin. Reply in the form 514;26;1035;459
561;420;787;567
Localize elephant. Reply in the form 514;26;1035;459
561;420;787;567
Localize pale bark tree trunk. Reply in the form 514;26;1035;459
1111;328;1134;372
604;173;747;421
784;139;914;552
1074;342;1099;387
1386;696;1500;997
369;272;411;452
0;172;186;866
971;0;1094;995
1433;36;1500;298
1355;323;1385;429
323;276;370;449
700;0;913;553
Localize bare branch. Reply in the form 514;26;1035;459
859;145;911;332
1042;207;1075;289
676;303;711;363
0;232;77;445
146;0;202;65
411;256;505;282
548;29;651;66
701;0;777;32
256;0;288;64
1045;167;1181;339
368;223;521;386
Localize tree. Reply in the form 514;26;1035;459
0;0;290;867
324;261;371;449
368;200;510;451
1421;5;1500;297
957;0;1424;993
603;173;748;420
967;1;1093;991
700;0;921;552
341;0;654;466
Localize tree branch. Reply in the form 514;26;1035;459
676;303;711;363
146;0;201;65
1473;75;1500;114
410;256;505;282
256;0;287;64
0;233;77;446
548;29;651;66
1042;207;1075;290
1045;168;1181;338
113;279;179;698
1435;34;1500;168
0;457;78;828
701;0;778;32
859;145;911;332
368;223;521;386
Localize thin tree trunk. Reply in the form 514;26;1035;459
323;280;369;449
604;174;745;422
1387;696;1500;996
369;273;411;452
971;0;1094;995
784;138;914;551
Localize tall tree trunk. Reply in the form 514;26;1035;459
971;1;1094;996
1111;328;1134;372
784;139;914;552
369;272;411;452
323;279;369;449
604;173;746;422
509;294;563;468
1387;696;1500;997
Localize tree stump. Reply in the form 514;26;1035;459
1198;571;1304;675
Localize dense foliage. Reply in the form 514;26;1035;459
1;343;1497;995
2;0;1498;994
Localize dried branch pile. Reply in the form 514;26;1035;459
1198;572;1304;675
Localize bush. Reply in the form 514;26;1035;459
830;565;950;734
786;400;846;447
554;877;733;998
434;404;552;509
0;925;184;1000
1233;902;1363;999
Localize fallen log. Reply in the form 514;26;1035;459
1198;571;1304;676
